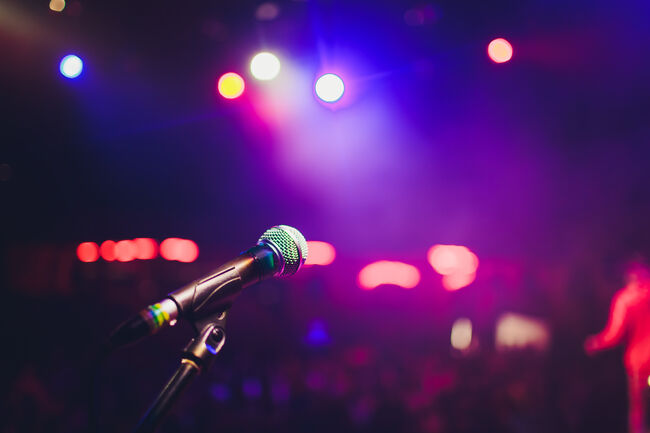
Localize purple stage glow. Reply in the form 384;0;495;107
305;319;331;346
242;378;263;399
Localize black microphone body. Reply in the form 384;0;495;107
169;244;276;320
107;225;307;351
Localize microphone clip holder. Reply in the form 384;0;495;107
134;310;228;433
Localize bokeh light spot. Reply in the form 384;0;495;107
451;318;473;351
487;38;513;63
305;241;336;266
315;73;345;103
77;242;99;262
358;261;420;290
210;383;231;402
59;54;83;79
428;245;478;276
242;378;263;399
49;0;65;12
100;240;116;262
428;245;479;291
305;319;331;346
496;313;550;351
115;240;137;262
160;238;199;262
134;238;158;260
442;272;476;291
217;72;245;99
250;52;281;81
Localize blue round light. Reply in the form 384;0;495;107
315;73;344;103
59;54;83;79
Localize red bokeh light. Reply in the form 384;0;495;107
487;38;513;63
115;240;137;262
134;238;158;260
305;241;336;266
358;260;421;290
160;238;199;263
100;240;116;261
77;242;99;262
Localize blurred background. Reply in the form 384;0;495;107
2;0;650;431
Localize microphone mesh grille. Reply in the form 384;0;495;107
258;225;308;277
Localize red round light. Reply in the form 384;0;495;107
100;240;116;261
77;242;99;262
115;240;137;262
134;238;158;260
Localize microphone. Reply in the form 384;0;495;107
107;225;308;350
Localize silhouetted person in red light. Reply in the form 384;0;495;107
585;262;650;433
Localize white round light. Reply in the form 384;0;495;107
250;52;281;81
59;54;83;79
315;73;344;103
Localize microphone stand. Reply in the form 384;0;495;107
134;311;228;433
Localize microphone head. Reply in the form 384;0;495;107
258;225;308;277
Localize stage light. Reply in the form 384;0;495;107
217;72;245;99
59;54;83;79
49;0;65;12
100;240;116;261
315;73;344;103
115;240;137;262
134;238;157;260
487;38;513;63
160;238;199;262
358;260;420;290
250;52;281;81
451;318;472;351
305;241;336;266
77;242;99;262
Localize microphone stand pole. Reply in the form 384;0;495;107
134;311;228;433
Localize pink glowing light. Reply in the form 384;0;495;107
160;238;199;263
427;245;478;276
357;260;421;290
488;38;513;63
305;241;336;266
442;272;476;291
77;242;99;262
428;245;479;291
100;240;116;262
134;238;158;260
115;240;137;262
